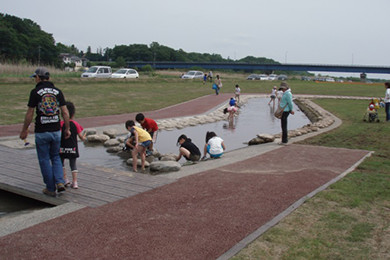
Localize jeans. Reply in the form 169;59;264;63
386;102;390;121
35;131;64;192
281;111;290;143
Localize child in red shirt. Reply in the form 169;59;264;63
135;113;158;154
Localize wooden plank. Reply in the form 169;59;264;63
0;145;175;208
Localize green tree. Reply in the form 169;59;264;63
0;13;59;65
115;56;126;68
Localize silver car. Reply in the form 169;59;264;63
111;68;139;79
81;66;112;78
181;71;204;79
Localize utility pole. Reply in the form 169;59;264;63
38;46;41;65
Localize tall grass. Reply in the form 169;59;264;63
0;63;63;77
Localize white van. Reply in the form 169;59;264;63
81;66;112;78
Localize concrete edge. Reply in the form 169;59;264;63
216;150;374;260
0;202;86;238
0;183;68;206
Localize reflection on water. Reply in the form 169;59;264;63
77;98;310;170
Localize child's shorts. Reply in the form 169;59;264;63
140;140;151;148
227;106;238;112
207;145;223;158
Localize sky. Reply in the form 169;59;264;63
2;0;390;79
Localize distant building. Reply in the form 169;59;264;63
60;53;88;70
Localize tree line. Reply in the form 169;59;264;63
0;13;279;68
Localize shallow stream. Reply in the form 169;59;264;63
78;98;310;169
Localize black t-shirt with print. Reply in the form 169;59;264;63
60;121;79;158
27;81;66;133
180;139;201;156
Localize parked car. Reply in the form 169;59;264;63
111;68;139;79
268;74;277;81
277;74;288;81
181;71;204;79
258;74;269;80
247;74;260;80
81;66;112;78
325;77;335;82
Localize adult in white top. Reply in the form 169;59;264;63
202;131;226;160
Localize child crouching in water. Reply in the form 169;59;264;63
202;131;226;160
60;101;86;189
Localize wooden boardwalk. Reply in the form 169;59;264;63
0;145;174;207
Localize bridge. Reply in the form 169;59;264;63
126;61;390;75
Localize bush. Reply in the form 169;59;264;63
141;64;154;72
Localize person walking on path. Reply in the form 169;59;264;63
213;75;222;95
60;101;86;189
384;82;390;121
176;134;201;162
279;83;294;145
125;120;152;172
19;67;71;197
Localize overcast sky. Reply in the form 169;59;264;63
3;0;390;78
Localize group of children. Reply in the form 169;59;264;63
59;82;245;184
124;113;227;171
176;132;226;163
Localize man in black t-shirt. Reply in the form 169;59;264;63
20;67;70;197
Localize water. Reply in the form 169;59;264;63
78;98;310;169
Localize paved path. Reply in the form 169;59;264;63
0;94;372;259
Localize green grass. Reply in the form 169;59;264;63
0;73;385;125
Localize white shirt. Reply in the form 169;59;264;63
208;136;224;155
385;88;390;103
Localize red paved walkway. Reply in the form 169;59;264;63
0;145;369;259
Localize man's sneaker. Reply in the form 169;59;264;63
57;183;66;192
71;182;78;189
42;188;56;197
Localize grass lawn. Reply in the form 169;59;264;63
0;72;385;125
1;71;389;259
